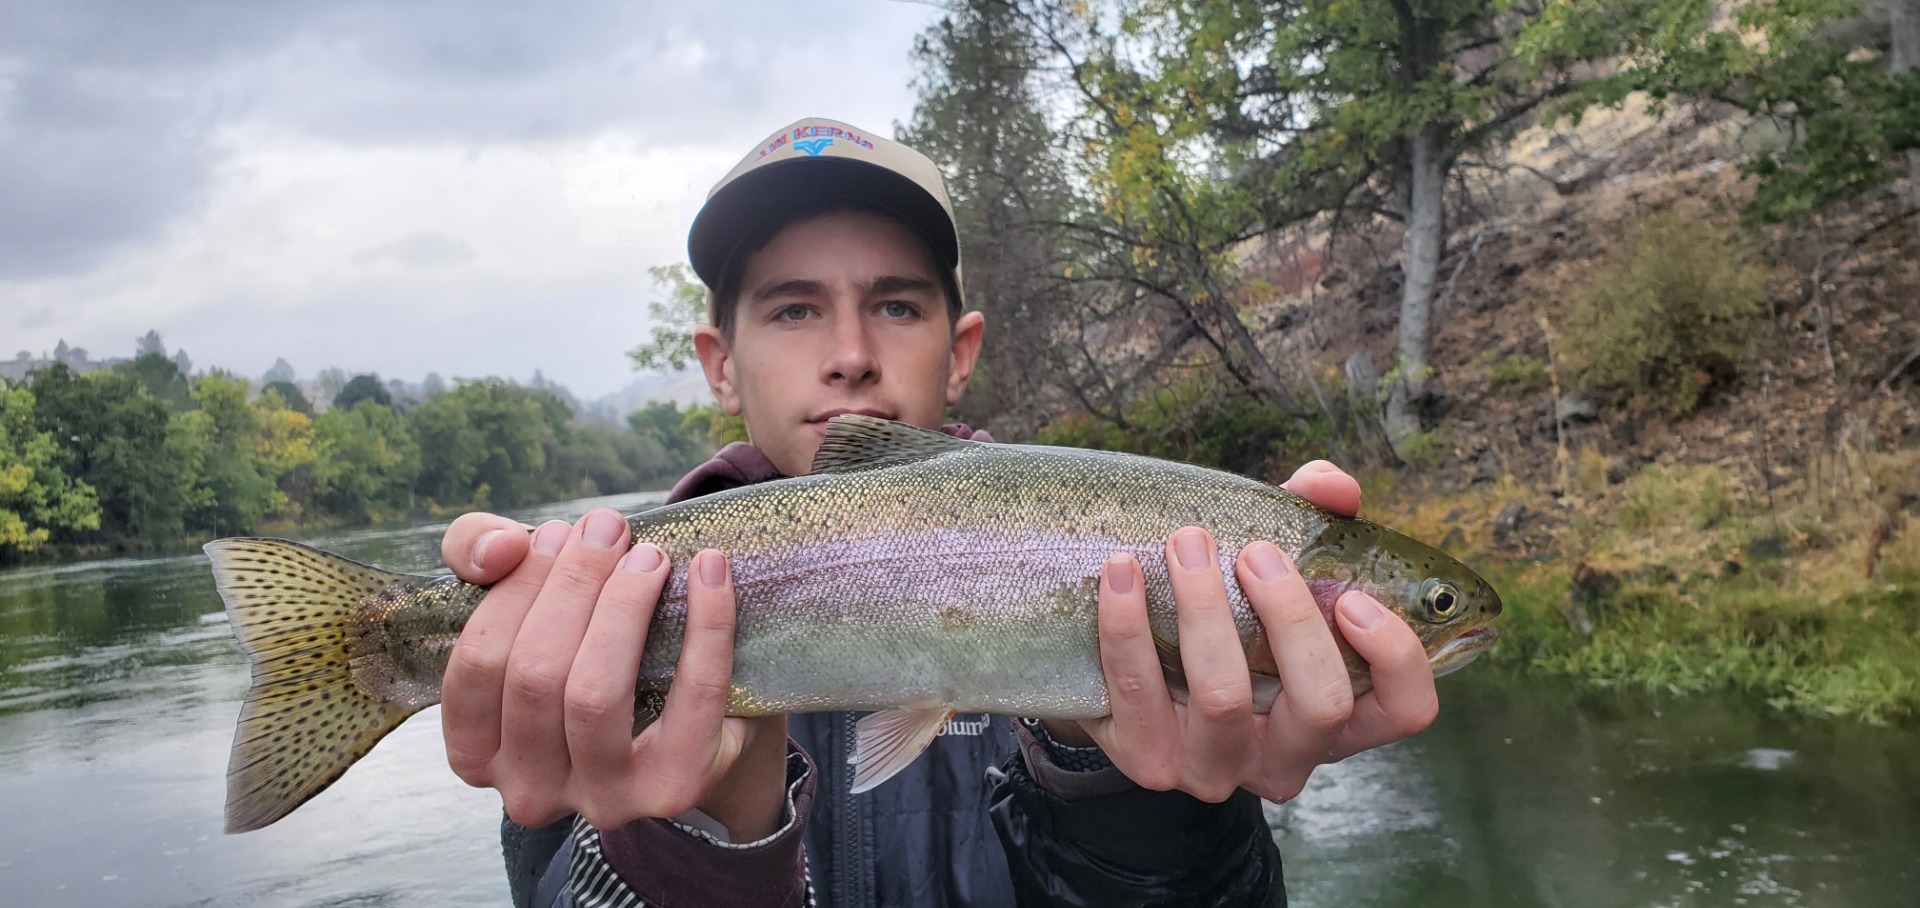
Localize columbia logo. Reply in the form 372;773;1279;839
938;714;991;737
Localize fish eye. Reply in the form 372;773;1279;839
1422;580;1461;622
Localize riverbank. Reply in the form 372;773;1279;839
1367;445;1920;724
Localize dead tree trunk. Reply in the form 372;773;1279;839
1384;122;1448;456
1891;1;1920;243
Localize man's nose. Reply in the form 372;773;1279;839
824;317;879;386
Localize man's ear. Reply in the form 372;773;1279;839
945;310;986;406
694;325;743;416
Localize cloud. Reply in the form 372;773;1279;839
353;232;475;269
0;0;948;397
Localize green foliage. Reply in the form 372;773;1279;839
27;364;187;536
627;400;715;472
628;264;707;372
1036;369;1320;478
314;401;420;521
1577;0;1917;224
262;380;313;415
5;348;715;550
175;374;281;534
1486;354;1551;392
1563;211;1773;415
0;385;101;556
117;353;193;411
332;374;392;412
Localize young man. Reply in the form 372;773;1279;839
439;118;1440;907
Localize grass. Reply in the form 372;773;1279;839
1372;446;1920;725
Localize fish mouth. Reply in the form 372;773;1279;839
1429;626;1498;679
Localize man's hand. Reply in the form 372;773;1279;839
437;510;789;839
1056;460;1440;803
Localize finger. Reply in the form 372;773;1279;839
566;544;669;796
1166;527;1253;800
442;518;568;785
443;511;534;584
1329;591;1438;758
1089;553;1180;791
642;549;739;805
1281;460;1361;518
1238;542;1353;743
497;510;633;802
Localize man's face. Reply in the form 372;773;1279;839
693;208;985;477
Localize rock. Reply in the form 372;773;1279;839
1745;535;1787;560
1605;459;1634;485
1491;501;1527;542
1442;507;1464;523
1557;392;1599;424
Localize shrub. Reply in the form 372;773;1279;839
1488;354;1550;392
1563;210;1774;415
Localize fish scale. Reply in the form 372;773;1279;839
205;414;1500;832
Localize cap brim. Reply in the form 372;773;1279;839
687;156;959;290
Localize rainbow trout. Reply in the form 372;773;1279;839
208;415;1499;832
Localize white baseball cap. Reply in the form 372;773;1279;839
687;117;961;292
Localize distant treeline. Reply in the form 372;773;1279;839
0;354;725;558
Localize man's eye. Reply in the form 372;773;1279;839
882;301;918;319
774;304;811;322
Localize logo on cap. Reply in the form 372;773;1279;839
794;137;834;156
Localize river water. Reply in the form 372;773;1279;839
1;490;1915;907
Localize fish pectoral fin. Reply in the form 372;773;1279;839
1154;633;1191;706
1250;671;1282;714
849;707;953;793
1155;633;1283;714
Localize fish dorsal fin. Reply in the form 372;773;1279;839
810;415;974;475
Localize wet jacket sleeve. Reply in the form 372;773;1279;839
988;720;1287;907
504;744;817;908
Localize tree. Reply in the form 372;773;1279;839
627;399;716;478
27;364;185;535
627;264;707;373
118;352;193;412
262;358;297;385
254;390;321;519
174;374;280;534
902;0;1088;432
1598;0;1920;228
407;391;485;507
333;373;392;412
314;368;348;407
0;385;100;555
135;330;166;358
262;380;313;415
315;401;421;520
1031;0;1661;457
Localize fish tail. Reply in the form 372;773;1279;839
205;538;429;833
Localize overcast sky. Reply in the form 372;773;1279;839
0;0;947;399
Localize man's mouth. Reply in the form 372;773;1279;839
808;408;894;425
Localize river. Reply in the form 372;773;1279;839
2;490;1915;906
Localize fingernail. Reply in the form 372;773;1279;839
1105;556;1135;595
1246;542;1289;582
1302;459;1340;474
531;520;567;556
1173;528;1210;571
1339;593;1385;630
582;511;626;549
472;529;505;572
697;550;727;587
624;543;662;573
